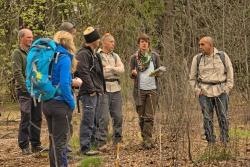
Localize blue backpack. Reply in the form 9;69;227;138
26;38;60;102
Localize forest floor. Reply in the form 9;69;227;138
0;101;249;167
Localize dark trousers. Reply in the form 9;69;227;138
79;94;102;152
199;93;229;143
98;91;123;145
136;89;157;143
43;100;71;167
67;111;73;144
17;90;42;149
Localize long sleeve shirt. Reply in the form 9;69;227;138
99;49;124;92
52;45;75;110
189;48;234;97
130;50;160;105
12;47;28;92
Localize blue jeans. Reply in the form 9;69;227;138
199;93;229;143
79;94;102;152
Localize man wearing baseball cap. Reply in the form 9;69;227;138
59;21;76;36
75;26;105;155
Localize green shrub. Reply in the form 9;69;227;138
229;128;250;139
194;145;234;163
78;156;102;167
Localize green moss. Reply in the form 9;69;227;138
69;134;80;150
194;146;234;164
78;156;102;167
229;128;250;138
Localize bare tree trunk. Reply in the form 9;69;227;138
162;0;175;61
222;0;225;50
243;0;249;99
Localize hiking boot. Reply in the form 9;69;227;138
83;150;101;156
201;133;206;140
32;145;49;153
67;145;73;153
22;148;31;155
142;140;155;149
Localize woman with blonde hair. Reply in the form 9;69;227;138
43;31;76;167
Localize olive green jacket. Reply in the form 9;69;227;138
11;47;28;92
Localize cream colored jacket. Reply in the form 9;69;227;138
189;48;234;97
98;49;124;92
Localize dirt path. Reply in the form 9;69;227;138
0;103;249;167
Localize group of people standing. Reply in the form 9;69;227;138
12;22;161;167
11;21;234;167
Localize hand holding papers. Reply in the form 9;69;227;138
149;66;166;77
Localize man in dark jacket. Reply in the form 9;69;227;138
75;26;105;155
130;33;160;149
11;28;44;154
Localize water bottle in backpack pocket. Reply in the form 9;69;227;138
26;38;60;102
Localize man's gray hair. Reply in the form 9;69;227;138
18;28;32;40
18;29;26;40
205;36;214;45
200;36;215;46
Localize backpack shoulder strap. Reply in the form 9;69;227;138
196;53;203;80
217;51;226;73
196;51;227;80
196;53;203;69
48;52;61;78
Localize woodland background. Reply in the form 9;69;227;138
0;0;249;103
0;0;249;166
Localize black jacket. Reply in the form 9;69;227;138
75;46;106;95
